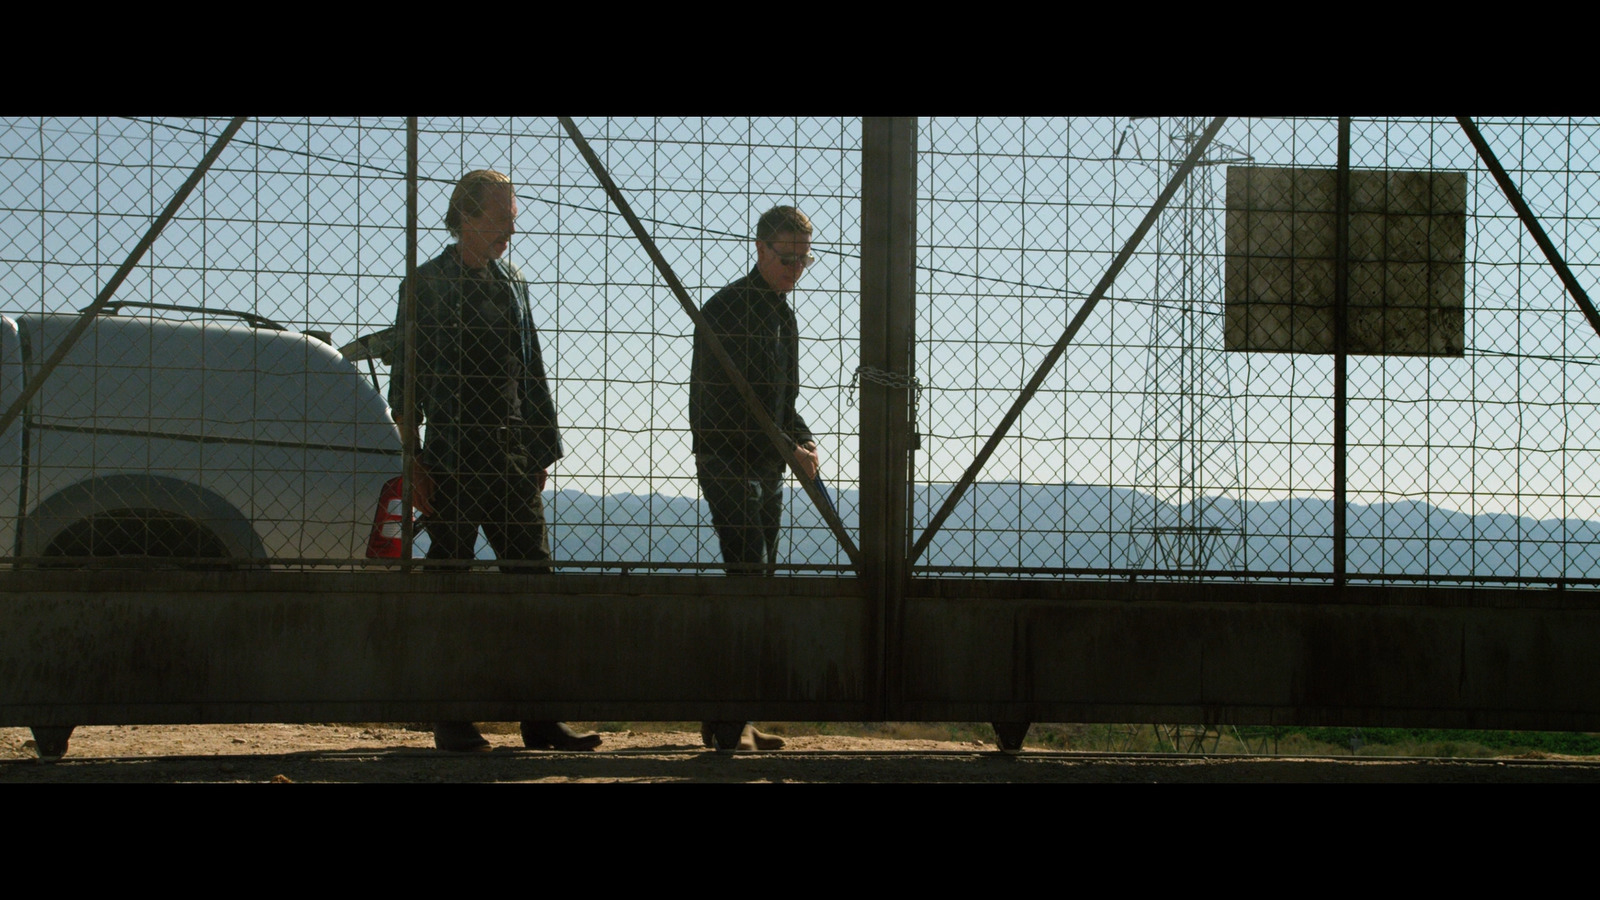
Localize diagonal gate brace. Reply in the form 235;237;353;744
1458;116;1600;343
908;116;1228;564
0;117;248;438
558;116;861;569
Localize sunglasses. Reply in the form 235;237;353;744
766;242;816;268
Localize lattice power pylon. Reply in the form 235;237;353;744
1125;117;1249;575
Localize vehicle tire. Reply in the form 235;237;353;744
32;513;232;759
42;509;232;569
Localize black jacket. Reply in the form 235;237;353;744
388;246;564;472
690;267;812;468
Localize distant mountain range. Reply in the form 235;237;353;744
450;482;1600;581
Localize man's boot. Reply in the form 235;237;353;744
703;722;784;751
434;721;491;752
748;725;786;750
521;720;602;751
706;721;752;752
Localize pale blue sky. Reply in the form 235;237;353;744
3;116;1597;574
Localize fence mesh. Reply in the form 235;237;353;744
913;116;1600;585
2;116;1597;585
0;116;861;573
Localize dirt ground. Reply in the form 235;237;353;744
4;723;1600;782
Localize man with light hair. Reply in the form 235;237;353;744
390;169;601;753
689;205;821;752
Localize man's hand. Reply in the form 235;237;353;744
392;413;433;514
392;413;422;451
407;459;435;516
793;441;820;481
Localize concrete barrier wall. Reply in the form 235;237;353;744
899;580;1600;730
4;572;1598;731
0;572;873;725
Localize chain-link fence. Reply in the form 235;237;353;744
3;116;1597;586
0;118;407;567
913;116;1600;586
0;117;861;573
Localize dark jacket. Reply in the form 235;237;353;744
388;246;564;472
690;267;812;468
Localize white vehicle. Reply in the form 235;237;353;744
0;304;402;565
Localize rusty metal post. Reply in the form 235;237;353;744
859;117;917;718
0;117;247;438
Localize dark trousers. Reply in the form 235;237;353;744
425;445;551;573
697;454;783;742
424;442;558;745
697;454;783;576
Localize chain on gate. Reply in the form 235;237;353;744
850;365;924;451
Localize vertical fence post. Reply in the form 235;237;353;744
1333;116;1350;587
860;117;918;717
400;117;419;567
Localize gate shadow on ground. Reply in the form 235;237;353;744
6;749;1600;783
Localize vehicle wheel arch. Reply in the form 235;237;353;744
20;474;266;562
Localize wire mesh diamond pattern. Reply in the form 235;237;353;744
3;116;1600;587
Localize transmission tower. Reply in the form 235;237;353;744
1125;117;1249;576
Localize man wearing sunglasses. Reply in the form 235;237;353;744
689;205;820;752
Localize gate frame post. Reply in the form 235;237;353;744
860;117;918;717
